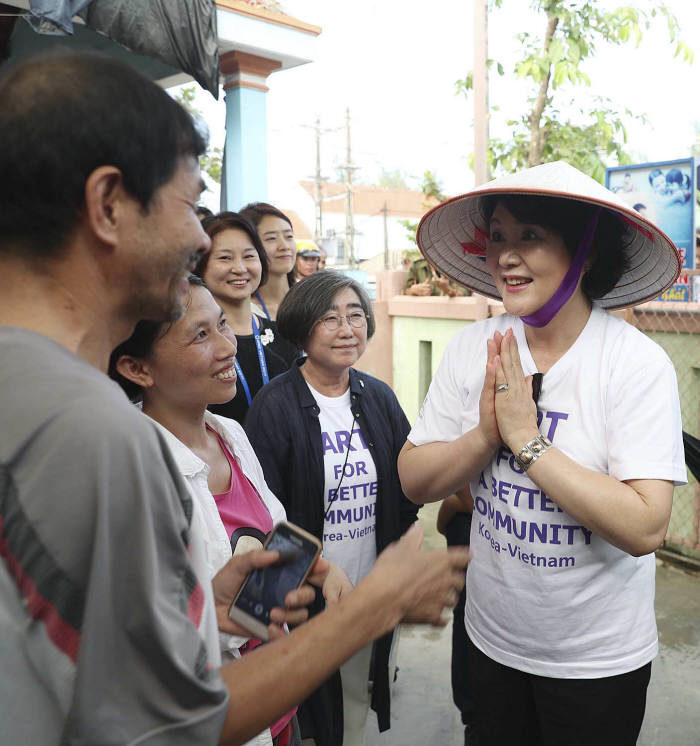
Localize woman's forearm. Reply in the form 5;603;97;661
398;427;495;503
521;445;673;556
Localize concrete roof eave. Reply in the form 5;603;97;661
216;1;320;72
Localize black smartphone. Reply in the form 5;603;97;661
228;522;322;640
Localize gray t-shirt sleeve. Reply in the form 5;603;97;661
16;398;229;745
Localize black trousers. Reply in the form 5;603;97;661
467;637;651;746
445;512;474;726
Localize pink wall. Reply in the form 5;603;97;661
356;299;393;385
355;270;491;386
355;270;405;385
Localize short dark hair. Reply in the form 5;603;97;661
0;50;206;259
648;168;664;186
239;202;293;230
665;168;687;188
480;194;630;300
196;211;269;289
277;271;375;348
108;275;207;401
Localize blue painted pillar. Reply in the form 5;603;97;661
220;51;281;212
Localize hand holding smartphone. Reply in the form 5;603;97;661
229;522;322;640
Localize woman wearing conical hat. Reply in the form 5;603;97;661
398;162;686;745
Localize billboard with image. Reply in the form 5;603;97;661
606;158;695;302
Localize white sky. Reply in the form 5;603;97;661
189;0;700;209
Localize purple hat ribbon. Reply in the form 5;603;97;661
522;206;602;328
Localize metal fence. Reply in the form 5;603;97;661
623;300;700;561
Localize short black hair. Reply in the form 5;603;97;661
480;194;630;300
108;275;207;401
648;168;664;186
196;211;269;289
0;50;206;258
239;202;293;230
277;271;375;348
665;168;686;187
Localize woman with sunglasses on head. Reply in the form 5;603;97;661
398;162;686;746
245;271;420;746
197;212;298;425
109;275;351;746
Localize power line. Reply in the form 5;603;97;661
302;116;339;242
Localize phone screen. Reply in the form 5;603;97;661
233;525;320;626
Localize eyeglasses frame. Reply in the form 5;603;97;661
317;312;368;332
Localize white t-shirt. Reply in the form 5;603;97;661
308;383;378;585
409;305;686;678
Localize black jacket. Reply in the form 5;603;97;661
245;360;420;743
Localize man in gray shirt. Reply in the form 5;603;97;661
0;52;467;745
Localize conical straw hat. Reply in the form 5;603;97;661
417;161;682;309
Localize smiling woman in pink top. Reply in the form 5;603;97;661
109;275;350;746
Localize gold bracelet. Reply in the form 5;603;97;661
514;435;552;472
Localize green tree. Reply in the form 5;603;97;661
419;170;447;202
378;168;410;190
458;0;692;182
691;122;700;158
400;171;448;246
175;86;223;185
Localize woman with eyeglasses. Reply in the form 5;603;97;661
245;271;420;746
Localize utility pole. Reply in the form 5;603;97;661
381;201;389;270
473;0;490;186
313;116;323;242
340;107;359;268
303;116;332;243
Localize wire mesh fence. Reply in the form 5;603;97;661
623;299;700;561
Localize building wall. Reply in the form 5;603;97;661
391;315;474;424
356;300;393;384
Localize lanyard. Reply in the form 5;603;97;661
324;415;359;521
254;291;271;321
233;315;270;406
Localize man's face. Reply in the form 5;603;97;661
651;173;666;193
121;156;210;323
